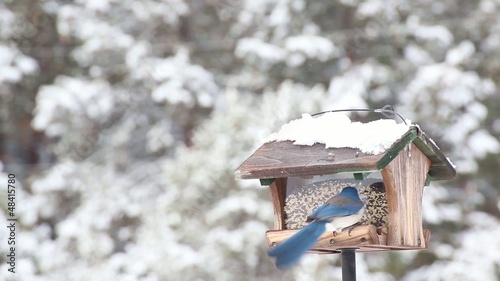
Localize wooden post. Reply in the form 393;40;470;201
381;143;431;247
269;178;287;230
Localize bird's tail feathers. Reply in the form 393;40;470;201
267;220;327;269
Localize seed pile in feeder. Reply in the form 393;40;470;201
284;180;388;231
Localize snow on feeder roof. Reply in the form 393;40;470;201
266;112;411;154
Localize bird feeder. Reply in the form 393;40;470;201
234;113;456;254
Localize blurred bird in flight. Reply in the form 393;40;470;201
268;186;364;269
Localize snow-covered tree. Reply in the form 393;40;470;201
1;0;500;280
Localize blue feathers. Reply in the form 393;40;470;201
307;187;364;221
267;220;327;269
267;186;364;269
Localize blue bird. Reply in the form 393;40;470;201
267;186;364;269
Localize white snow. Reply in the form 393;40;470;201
446;41;475;66
269;2;290;26
357;0;384;17
407;16;454;47
404;45;434;65
266;112;411;154
0;65;21;83
284;35;337;61
148;50;218;108
0;8;15;38
125;41;150;69
77;0;111;12
235;38;286;63
0;44;15;65
467;129;500;158
31;76;113;137
16;55;38;74
0;44;38;84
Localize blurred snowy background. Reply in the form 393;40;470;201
0;0;500;280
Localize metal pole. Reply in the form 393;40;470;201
341;248;356;281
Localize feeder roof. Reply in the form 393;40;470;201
235;123;456;181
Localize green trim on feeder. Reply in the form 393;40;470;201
412;130;457;181
353;172;371;180
425;175;432;186
376;128;418;170
412;135;437;161
260;178;276;186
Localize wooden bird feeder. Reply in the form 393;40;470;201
235;116;456;254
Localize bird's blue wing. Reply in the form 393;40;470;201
309;196;363;221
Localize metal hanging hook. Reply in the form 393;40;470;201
311;105;408;125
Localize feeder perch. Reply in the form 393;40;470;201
235;116;456;254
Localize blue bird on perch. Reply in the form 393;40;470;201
267;186;365;269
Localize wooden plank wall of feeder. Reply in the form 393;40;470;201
381;143;431;247
269;178;287;230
